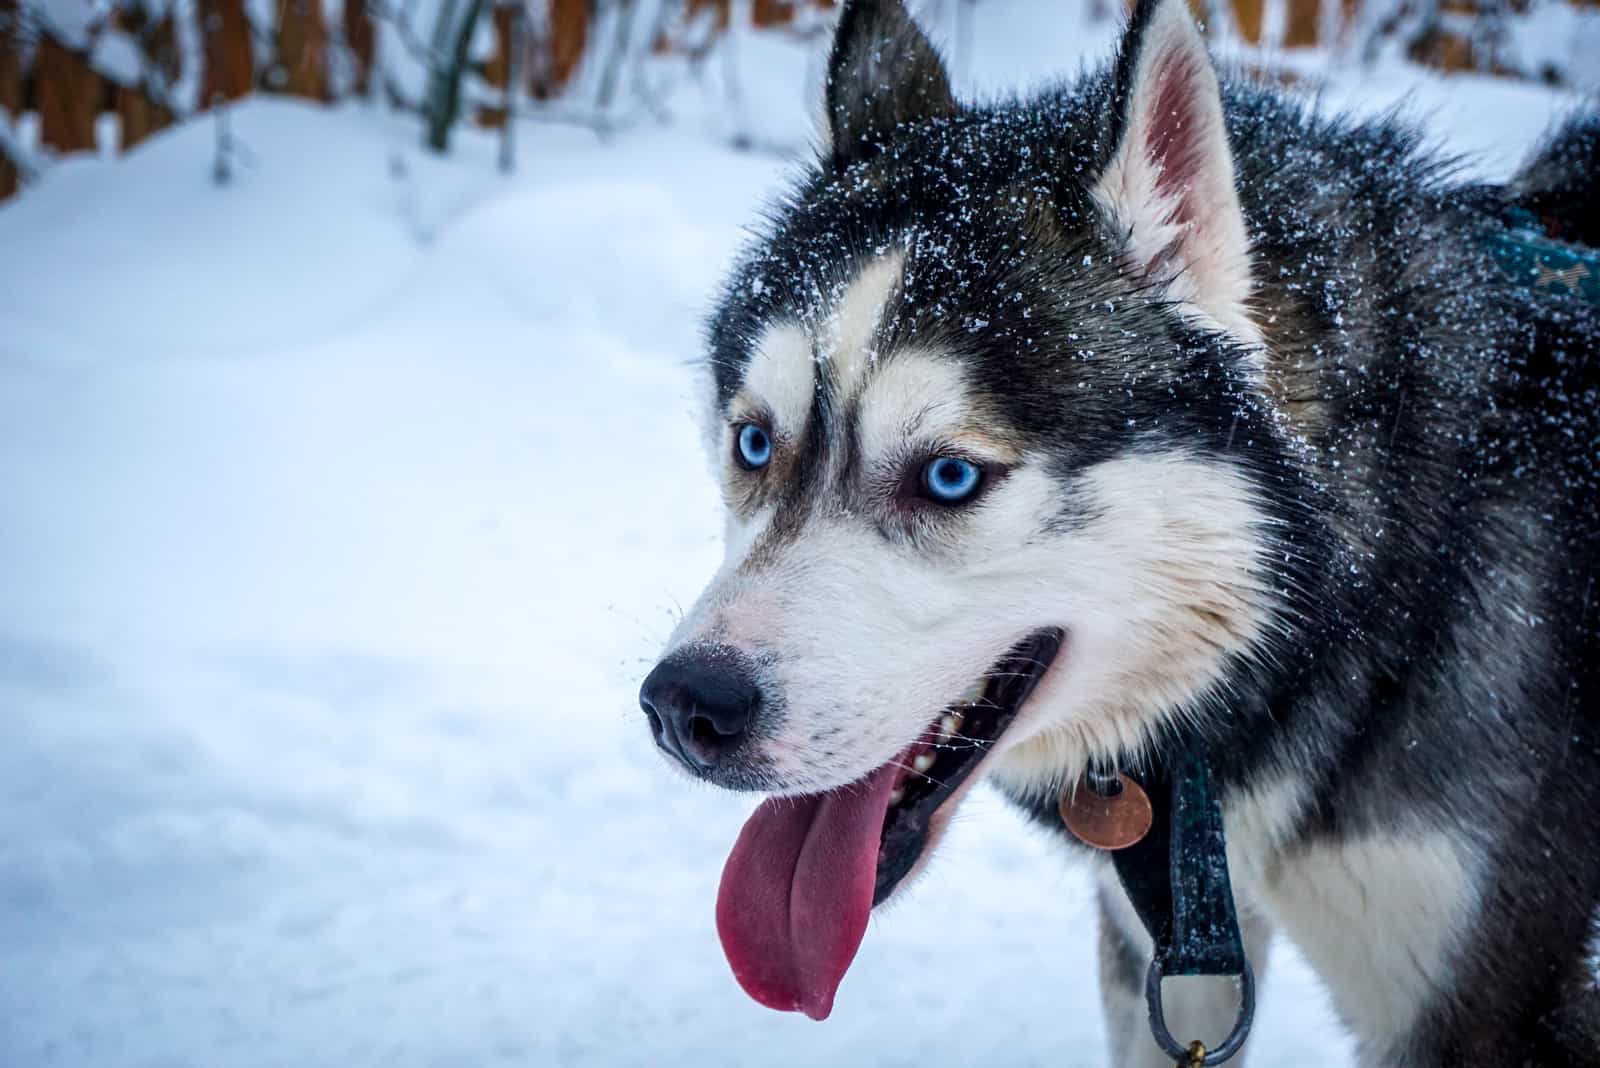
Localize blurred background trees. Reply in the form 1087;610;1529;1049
0;0;1595;202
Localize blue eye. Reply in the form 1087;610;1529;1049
922;456;982;504
736;424;772;469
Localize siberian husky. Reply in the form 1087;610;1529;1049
639;0;1600;1062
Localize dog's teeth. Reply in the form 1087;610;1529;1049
939;713;963;738
888;787;905;806
913;752;936;774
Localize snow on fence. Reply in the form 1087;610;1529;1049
0;0;1594;203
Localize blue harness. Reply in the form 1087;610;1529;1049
1481;207;1600;305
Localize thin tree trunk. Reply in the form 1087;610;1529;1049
423;0;487;152
370;0;408;178
345;0;377;94
594;0;639;113
212;100;232;182
498;1;518;173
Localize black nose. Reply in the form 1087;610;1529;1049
639;646;760;773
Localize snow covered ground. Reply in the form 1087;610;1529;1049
0;3;1587;1065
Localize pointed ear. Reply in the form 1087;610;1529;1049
824;0;956;165
1093;0;1259;350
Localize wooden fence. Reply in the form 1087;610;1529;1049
0;0;1591;203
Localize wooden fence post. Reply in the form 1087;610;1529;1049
0;0;21;117
1283;0;1321;46
118;82;176;150
479;2;515;127
1232;0;1265;41
274;0;331;100
1;0;22;200
36;36;102;154
545;0;589;96
751;0;796;24
199;0;255;104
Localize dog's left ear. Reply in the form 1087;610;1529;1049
824;0;957;165
1093;0;1258;348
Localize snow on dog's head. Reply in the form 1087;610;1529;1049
638;0;1285;1023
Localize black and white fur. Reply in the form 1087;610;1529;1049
646;0;1600;1061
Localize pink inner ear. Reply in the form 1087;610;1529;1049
1146;51;1207;230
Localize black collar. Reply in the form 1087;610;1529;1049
1105;747;1256;1065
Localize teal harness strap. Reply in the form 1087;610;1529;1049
1164;748;1248;978
1481;207;1600;305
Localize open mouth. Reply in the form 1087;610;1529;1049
873;627;1065;905
715;627;1064;1021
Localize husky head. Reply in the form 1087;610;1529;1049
640;0;1283;1020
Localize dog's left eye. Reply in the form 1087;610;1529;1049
921;456;983;504
735;423;773;470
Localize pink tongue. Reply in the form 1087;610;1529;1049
715;762;899;1020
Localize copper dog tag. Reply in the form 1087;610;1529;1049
1059;773;1153;851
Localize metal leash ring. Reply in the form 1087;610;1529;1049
1144;957;1256;1066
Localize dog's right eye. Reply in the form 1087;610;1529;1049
735;424;773;470
921;456;983;505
